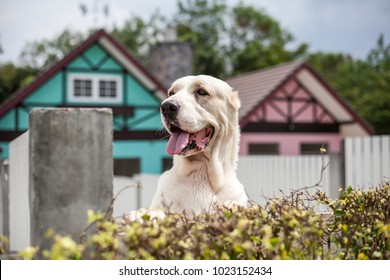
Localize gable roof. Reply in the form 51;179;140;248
227;60;303;121
0;29;167;117
226;60;374;135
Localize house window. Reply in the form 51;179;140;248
74;79;92;97
249;143;279;155
68;74;122;103
114;159;140;177
300;143;328;155
99;80;117;98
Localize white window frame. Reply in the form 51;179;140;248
68;74;123;103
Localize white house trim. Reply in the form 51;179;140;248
68;73;123;104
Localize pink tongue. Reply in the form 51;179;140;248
166;131;190;155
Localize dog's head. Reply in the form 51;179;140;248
161;75;240;157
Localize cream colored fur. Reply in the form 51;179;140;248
150;75;248;215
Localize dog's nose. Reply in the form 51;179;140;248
161;100;180;118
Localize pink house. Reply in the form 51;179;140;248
227;60;374;156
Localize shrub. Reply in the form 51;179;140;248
0;235;8;255
316;185;390;259
5;184;390;259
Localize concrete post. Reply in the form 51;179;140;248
29;108;113;249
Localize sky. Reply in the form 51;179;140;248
0;0;389;65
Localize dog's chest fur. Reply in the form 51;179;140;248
151;160;246;215
152;165;213;213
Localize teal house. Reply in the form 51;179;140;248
0;30;171;175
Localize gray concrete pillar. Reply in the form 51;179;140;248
29;108;113;249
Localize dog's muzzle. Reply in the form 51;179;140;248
160;100;214;156
161;100;180;122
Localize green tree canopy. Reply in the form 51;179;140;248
175;0;228;77
111;11;166;65
228;3;307;75
174;0;307;78
308;34;390;134
0;63;37;102
19;29;85;68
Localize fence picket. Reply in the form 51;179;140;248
362;137;371;186
372;136;381;185
355;138;363;187
236;155;333;205
345;138;354;186
344;135;390;189
382;136;390;181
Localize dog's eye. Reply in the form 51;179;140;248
196;88;209;96
168;90;175;96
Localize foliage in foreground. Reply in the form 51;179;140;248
9;184;390;260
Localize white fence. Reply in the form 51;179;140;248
345;135;390;188
8;132;30;251
0;160;9;237
113;174;158;217
113;135;390;216
112;154;338;217
237;155;333;206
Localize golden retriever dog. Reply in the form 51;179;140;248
150;75;248;215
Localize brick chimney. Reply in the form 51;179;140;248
150;26;193;89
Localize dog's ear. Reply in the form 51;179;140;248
228;90;241;111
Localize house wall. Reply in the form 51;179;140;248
239;132;342;155
0;42;168;174
113;140;168;174
24;72;63;104
0;143;9;159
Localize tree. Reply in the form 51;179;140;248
228;3;307;75
174;0;307;77
1;30;86;102
112;16;148;60
175;0;228;77
308;34;390;134
360;34;390;134
367;34;390;72
111;11;166;65
0;62;38;102
19;29;85;68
